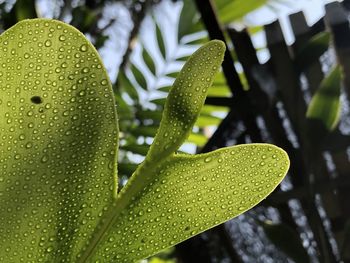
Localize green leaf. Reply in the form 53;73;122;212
15;0;37;21
118;71;139;101
94;34;109;50
130;126;158;137
158;86;172;93
166;71;179;79
0;23;290;263
215;0;233;10
175;54;190;61
295;32;330;71
178;0;199;41
196;114;221;127
118;163;138;177
142;47;157;75
216;0;268;23
145;40;225;163
201;105;229;114
213;71;227;86
259;220;310;263
306;65;342;131
71;6;97;33
0;19;119;262
207;85;231;96
88;144;289;262
120;143;150;156
248;25;263;35
77;40;289;263
184;35;208;45
131;63;148;90
187;133;208;146
155;20;167;59
151;98;167;106
137;110;163;121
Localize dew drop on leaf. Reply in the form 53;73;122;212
80;44;88;52
204;156;212;163
44;40;52;47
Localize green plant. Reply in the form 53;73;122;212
0;19;290;262
306;65;341;132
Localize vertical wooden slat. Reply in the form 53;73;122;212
290;9;342;215
177;0;266;261
227;27;306;189
290;11;324;95
325;3;350;261
265;21;307;136
193;0;243;96
177;2;350;263
227;26;310;248
290;10;344;260
265;19;337;263
326;2;350;94
193;0;264;145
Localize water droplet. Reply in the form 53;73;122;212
59;35;66;41
80;44;88;52
44;40;52;47
204;156;212;163
41;155;48;163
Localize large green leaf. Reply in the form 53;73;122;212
0;19;118;262
0;20;290;263
145;40;225;162
77;40;289;262
86;144;289;262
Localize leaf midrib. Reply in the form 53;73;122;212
77;156;171;262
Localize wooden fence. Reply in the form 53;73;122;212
176;1;350;263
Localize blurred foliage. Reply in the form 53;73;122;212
295;31;331;71
307;65;342;143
